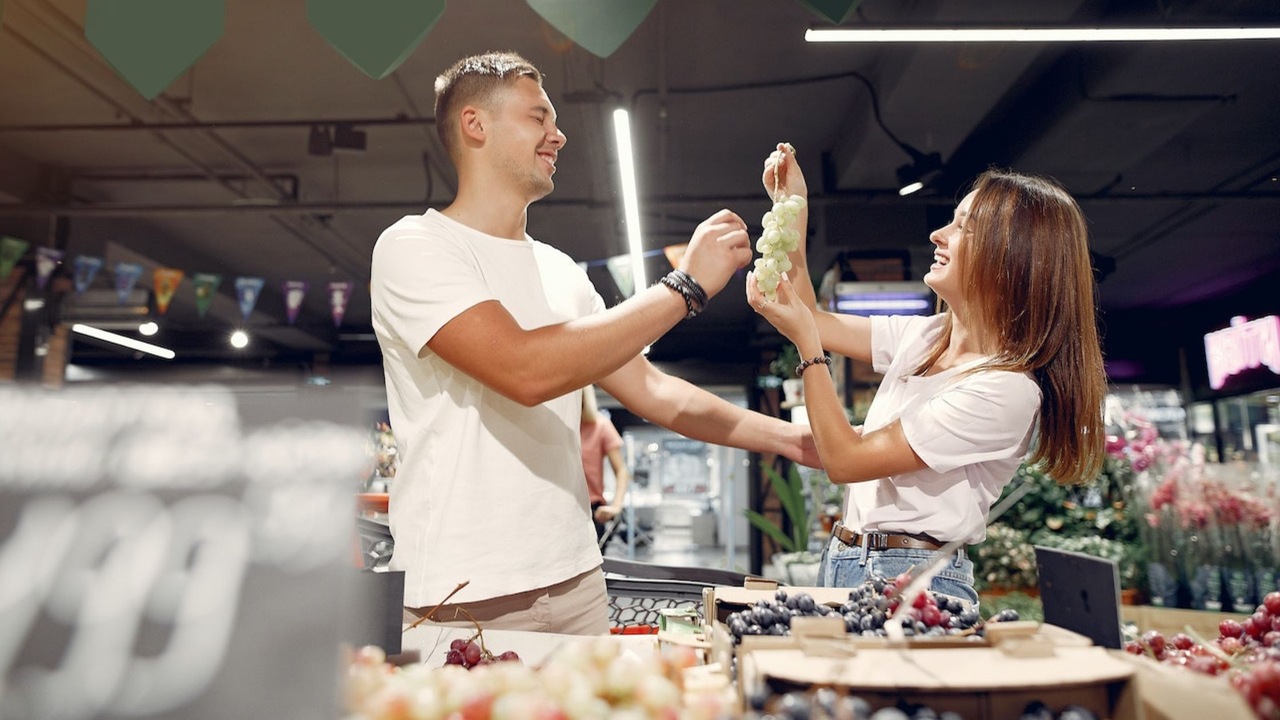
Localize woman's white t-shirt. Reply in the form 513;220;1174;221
842;314;1042;544
370;210;605;606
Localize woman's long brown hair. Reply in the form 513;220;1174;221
912;170;1106;485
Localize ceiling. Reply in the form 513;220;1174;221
2;0;1279;389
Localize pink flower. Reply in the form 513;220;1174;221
1106;435;1128;457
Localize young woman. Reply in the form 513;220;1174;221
747;145;1106;604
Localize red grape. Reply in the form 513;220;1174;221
1142;630;1167;655
1171;633;1195;651
1222;619;1246;639
463;641;483;666
1264;592;1280;616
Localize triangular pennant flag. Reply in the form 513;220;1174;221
327;280;354;327
605;255;635;298
282;280;309;325
0;236;29;281
34;247;63;290
234;276;264;322
153;268;184;315
193;273;222;318
85;0;226;100
662;243;688;272
113;262;143;304
72;255;103;295
795;0;863;24
526;0;657;58
307;0;444;79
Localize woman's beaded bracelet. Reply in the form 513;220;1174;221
796;354;832;376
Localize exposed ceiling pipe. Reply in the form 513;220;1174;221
3;190;1277;218
0;116;435;133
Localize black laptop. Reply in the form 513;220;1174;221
1034;545;1124;649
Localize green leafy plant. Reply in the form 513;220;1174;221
768;344;801;379
744;461;813;553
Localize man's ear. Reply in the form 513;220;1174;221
459;106;486;147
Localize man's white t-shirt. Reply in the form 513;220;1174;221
842;314;1042;545
370;209;605;606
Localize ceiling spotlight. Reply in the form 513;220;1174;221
138;321;159;336
895;148;943;196
308;124;333;156
229;330;249;349
332;123;367;153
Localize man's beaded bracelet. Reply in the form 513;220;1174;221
796;354;833;376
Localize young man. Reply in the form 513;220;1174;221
370;51;818;634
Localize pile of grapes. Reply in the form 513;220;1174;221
443;636;521;670
746;688;1099;720
1123;591;1280;718
725;573;1009;644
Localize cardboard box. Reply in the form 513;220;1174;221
1120;605;1250;640
741;641;1142;720
1116;651;1253;720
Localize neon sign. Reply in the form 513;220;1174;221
1205;315;1280;390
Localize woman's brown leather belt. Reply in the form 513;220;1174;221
832;522;948;551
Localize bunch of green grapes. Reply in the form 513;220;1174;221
754;144;806;302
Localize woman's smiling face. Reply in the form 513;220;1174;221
923;189;978;308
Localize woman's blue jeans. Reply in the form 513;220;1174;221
817;534;979;607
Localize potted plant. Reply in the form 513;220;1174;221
744;461;823;585
769;344;804;407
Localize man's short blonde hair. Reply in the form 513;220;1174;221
434;51;543;163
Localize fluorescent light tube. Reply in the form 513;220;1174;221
806;27;1280;43
836;298;933;312
612;108;646;294
72;323;176;359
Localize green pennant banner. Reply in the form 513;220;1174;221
193;272;222;318
526;0;657;59
307;0;445;79
795;0;863;24
605;254;634;299
85;0;225;100
0;236;29;281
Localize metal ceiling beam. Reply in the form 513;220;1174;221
0;116;435;133
1;190;1278;218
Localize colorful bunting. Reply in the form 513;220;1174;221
153;268;184;315
72;255;103;295
0;236;29;281
282;280;309;325
113;262;143;305
34;247;63;290
605;255;634;299
526;0;657;59
795;0;863;24
234;276;264;322
307;0;444;79
662;243;688;271
193;273;222;318
327;280;354;327
85;0;226;100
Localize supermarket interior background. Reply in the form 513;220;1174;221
3;0;1280;579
